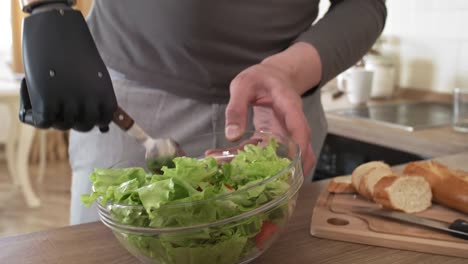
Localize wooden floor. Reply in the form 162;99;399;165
0;160;71;237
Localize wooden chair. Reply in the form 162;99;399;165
0;79;43;208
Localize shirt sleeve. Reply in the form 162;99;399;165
295;0;387;89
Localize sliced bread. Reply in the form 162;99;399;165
352;161;392;200
373;175;432;213
327;175;356;194
351;161;386;191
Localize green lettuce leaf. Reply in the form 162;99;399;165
81;167;147;207
161;156;219;188
227;139;290;186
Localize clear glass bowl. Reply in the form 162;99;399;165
96;131;303;264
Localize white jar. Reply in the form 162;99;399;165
364;55;396;99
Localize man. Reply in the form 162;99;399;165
19;0;386;224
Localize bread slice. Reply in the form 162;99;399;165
352;161;392;200
360;165;393;200
404;160;468;214
373;175;432;213
351;161;387;191
327;176;356;194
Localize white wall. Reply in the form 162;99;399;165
317;0;468;93
381;0;468;93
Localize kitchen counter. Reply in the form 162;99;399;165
1;152;468;263
321;87;468;158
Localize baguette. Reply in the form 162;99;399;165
403;160;468;214
453;170;468;182
351;161;392;199
373;174;432;213
327;176;356;194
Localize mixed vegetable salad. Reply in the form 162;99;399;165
81;139;294;264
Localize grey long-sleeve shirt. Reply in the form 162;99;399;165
87;0;387;103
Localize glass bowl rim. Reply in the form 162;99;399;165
94;130;301;210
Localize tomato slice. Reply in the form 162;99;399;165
255;220;278;250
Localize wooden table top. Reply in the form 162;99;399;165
321;87;468;158
1;178;466;264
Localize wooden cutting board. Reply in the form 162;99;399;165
310;190;468;258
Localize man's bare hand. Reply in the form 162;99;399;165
224;42;322;176
225;63;315;175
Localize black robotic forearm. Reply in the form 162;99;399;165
19;0;117;132
20;0;75;13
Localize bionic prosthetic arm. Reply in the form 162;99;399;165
19;0;117;132
20;0;76;13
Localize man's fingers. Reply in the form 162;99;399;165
205;138;263;164
32;104;57;129
302;143;316;176
225;74;256;141
287;114;313;170
98;102;116;127
205;138;262;156
53;102;78;130
273;96;314;175
73;102;99;132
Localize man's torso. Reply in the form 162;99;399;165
88;0;320;102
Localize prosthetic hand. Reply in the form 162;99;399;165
19;0;117;132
